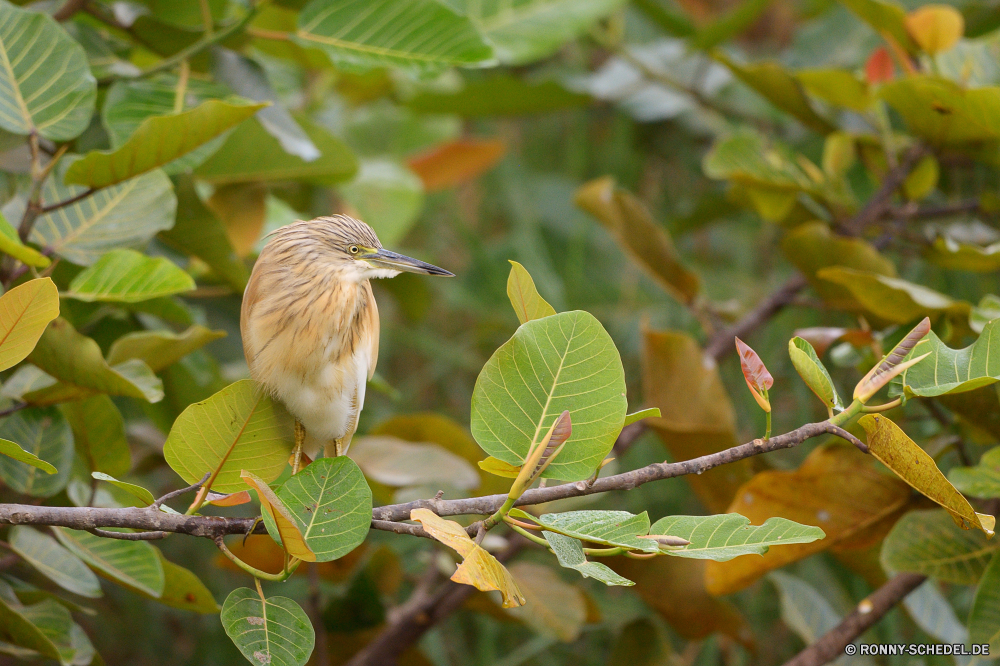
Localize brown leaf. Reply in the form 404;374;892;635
854;317;930;401
735;336;773;411
206;182;267;257
407;138;506;192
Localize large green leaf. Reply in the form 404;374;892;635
880;76;1000;145
65;100;266;188
901;319;1000;397
470;310;627;481
295;0;494;72
0;407;72;497
529;510;659;553
8;527;102;599
221;588;314;666
65;250;194;303
649;514;826;561
28;318;164;402
163;379;292;494
445;0;626;65
53;528;165;598
903;580;968;646
0;278;59;372
542;531;634;586
817;267;970;324
21;159;176;266
950;446;1000;498
881;509;1000;584
969;552;1000;653
107;325;226;373
60;395;130;478
349;436;480;490
0;438;56;474
0;2;96;141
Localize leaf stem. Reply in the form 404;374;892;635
862;397;903;413
215;535;299;582
505;521;551;548
581;546;625;557
483;496;516;531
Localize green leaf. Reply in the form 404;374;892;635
881;509;1000;584
817;267;970;324
788;337;843;411
338;159;424;247
447;0;626;65
65;250;194;303
529;510;659;553
106;325;226;373
542;531;634;586
902;155;939;201
65;100;267;188
350;436;480;490
950;446;1000;498
623;407;661;427
61;395;130;478
0;407;72;497
8;527;102;599
796;69;871;112
767;571;840;644
221;588;314;666
969;552;1000;653
506;260;556;325
880;76;1000;145
0;2;96;141
0;278;60;372
470;310;627;481
0;587;63;663
838;0;917;54
649;514;826;561
0;212;50;268
152;549;218;614
194;116;357;185
0;438;56;475
406;76;589;116
901;319;1000;396
927;236;1000;272
295;0;493;72
91;472;155;506
22;159;176;266
163;379;292;494
274;457;372;562
53;528;165;598
28;318;164;402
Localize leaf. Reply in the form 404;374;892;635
608;619;676;666
859;414;995;535
407;138;506;192
927;236;1000;272
349;436;479;490
242;471;316;563
854;317;931;401
880;76;1000;145
478;456;521;478
901;319;1000;397
542;531;634;586
797;70;872;112
22;159;176;266
0;589;63;663
0;278;59;372
28;318;164;402
788;337;843;411
411;508;525;607
881;509;999;584
705;443;911;595
506;260;556;325
0;407;73;497
575;176;700;304
53;528;165;598
274;457;371;562
905;5;964;54
768;571;841;644
206;182;267;258
406;76;589;116
838;0;917;54
690;0;772;49
91;473;155;507
106;325;227;373
0;2;96;141
65;250;194;303
650;514;825;561
0;212;50;268
865;46;895;83
529;510;660;553
969;552;1000;652
950;446;1000;498
163;380;292;494
818;267;969;324
902;154;939;201
904;580;968;645
9;527;102;599
152;549;218;614
64;100;266;188
735;337;773;411
0;438;56;475
338;159;424;248
295;0;494;72
221;587;314;666
61;395;130;478
446;0;627;65
504;562;586;642
470;310;627;481
623;407;661;427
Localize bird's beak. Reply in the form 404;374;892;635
363;249;454;276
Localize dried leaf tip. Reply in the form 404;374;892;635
854;317;932;402
735;337;773;412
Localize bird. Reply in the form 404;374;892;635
240;214;453;471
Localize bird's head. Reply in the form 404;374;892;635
285;215;454;282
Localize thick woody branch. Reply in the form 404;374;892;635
782;573;928;666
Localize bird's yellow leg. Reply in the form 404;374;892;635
329;438;343;457
292;420;306;474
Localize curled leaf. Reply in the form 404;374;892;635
788;337;843;411
854;317;931;401
241;471;316;563
735;337;773;412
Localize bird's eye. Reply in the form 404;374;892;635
349;245;359;254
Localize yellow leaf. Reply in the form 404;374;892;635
478;456;521;478
905;4;964;54
241;471;317;562
0;278;59;372
410;508;525;607
859;415;995;536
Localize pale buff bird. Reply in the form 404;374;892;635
240;215;452;469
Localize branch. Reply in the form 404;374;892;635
843;145;927;235
782;573;927;666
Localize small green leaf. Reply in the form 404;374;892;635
53;528;165;598
528;510;659;553
969;552;1000;653
882;509;999;584
796;70;871;112
881;76;1000;145
788;337;843;411
0;438;56;475
902;155;939;201
91;472;155;507
0;278;60;372
65;250;195;303
106;325;225;373
221;588;315;666
543;531;634;586
61;395;130;478
0;213;50;268
623;408;660;427
950;447;1000;498
928;236;1000;273
649;514;825;561
0;407;73;497
9;527;102;599
507;260;557;325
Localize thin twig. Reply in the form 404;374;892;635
87;528;166;540
151;472;211;510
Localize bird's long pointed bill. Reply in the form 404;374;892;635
366;249;454;276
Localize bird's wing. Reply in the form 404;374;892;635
240;264;263;372
363;280;379;380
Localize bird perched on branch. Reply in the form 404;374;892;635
240;215;453;471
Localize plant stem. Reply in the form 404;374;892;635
581;546;625;556
216;536;300;581
862;397;903;413
483;496;516;531
504;521;550;548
